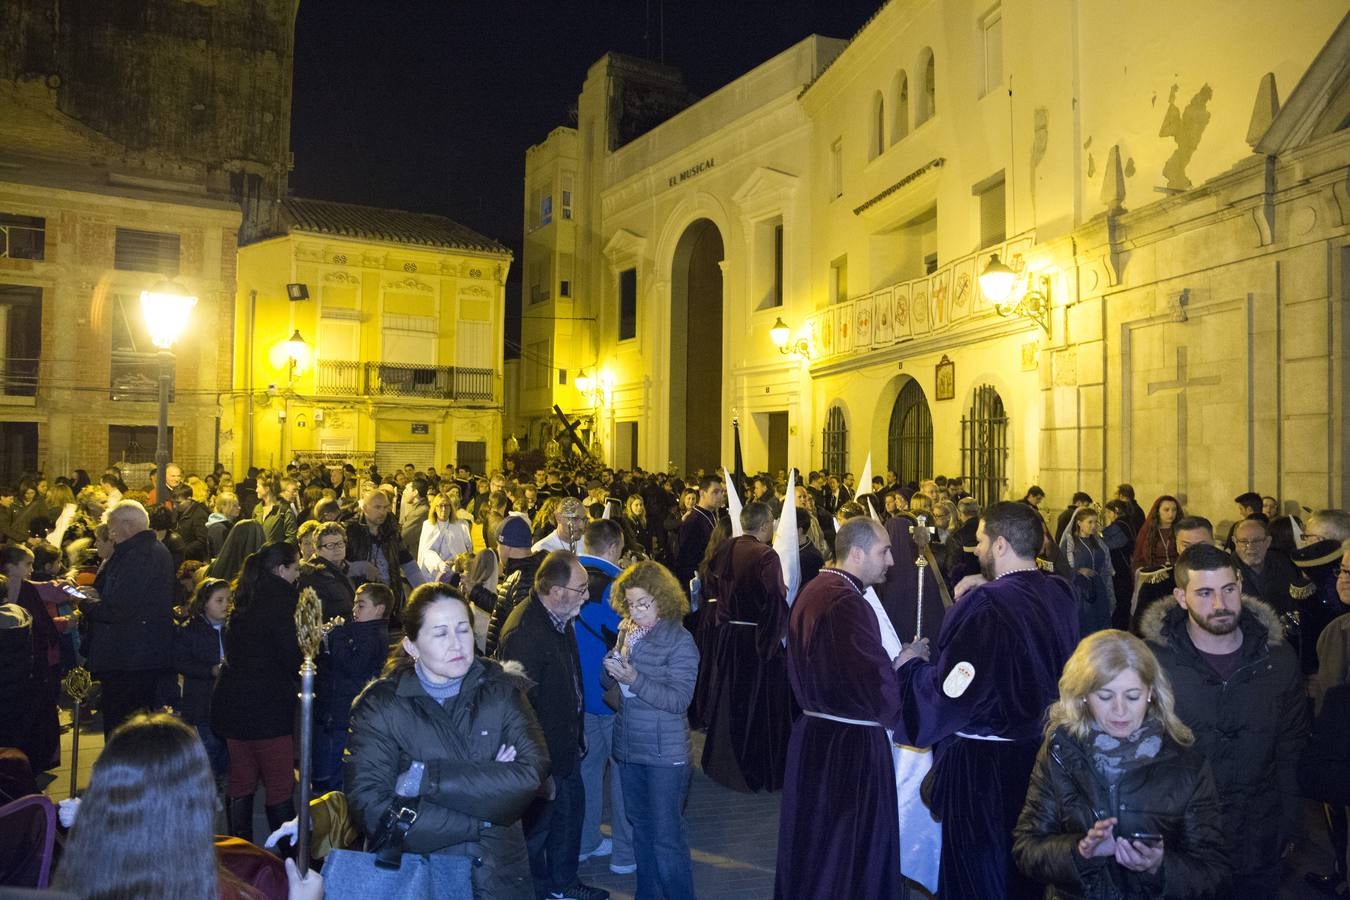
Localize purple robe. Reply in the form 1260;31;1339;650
894;570;1079;899
701;535;793;792
775;569;905;900
879;513;949;644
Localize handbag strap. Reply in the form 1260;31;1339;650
371;797;420;869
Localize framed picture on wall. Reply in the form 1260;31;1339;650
935;354;955;401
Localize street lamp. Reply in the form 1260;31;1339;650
282;330;307;465
140;279;197;502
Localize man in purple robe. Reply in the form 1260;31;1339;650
894;500;1079;899
701;501;793;792
775;518;910;900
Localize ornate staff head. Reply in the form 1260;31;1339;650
61;666;95;705
295;586;343;660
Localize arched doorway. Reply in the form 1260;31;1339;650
669;219;724;474
887;379;932;484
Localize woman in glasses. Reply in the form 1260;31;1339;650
602;561;700;899
298;520;356;622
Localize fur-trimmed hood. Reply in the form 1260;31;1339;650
1139;592;1285;650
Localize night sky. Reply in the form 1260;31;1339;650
289;0;882;353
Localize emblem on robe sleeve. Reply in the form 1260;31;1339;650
942;661;975;698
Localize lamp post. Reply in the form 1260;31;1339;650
282;330;306;466
140;280;197;502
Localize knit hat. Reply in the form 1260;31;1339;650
496;513;534;549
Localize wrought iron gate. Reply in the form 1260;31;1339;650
821;405;847;474
961;384;1008;507
887;379;932;485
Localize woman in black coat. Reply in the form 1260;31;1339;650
210;542;302;842
1014;630;1230;899
345;583;547;900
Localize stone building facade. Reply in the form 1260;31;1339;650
0;0;297;484
520;0;1350;523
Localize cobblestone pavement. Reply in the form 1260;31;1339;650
43;714;1340;899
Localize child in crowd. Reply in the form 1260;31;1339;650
311;581;391;794
173;577;231;789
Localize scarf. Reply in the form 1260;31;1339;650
1089;718;1165;785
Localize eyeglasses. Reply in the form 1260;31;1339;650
629;599;656;613
1233;538;1268;547
318;540;347;550
559;583;590;596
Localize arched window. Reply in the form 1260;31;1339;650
961;384;1008;508
891;70;909;144
916;48;936;125
869;91;885;160
887;380;933;484
822;404;848;475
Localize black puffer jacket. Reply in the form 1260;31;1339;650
1141;597;1308;882
484;553;542;658
1013;726;1229;899
298;556;356;622
345;659;547;898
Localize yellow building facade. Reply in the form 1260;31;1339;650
520;0;1350;523
231;198;512;477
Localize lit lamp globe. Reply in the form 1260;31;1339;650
978;254;1017;307
576;369;594;395
140;280;198;348
284;329;309;372
770;316;791;350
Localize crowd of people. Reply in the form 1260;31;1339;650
1;453;1348;900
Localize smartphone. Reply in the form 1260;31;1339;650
1123;832;1163;847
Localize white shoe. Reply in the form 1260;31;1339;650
608;861;637;875
577;838;612;862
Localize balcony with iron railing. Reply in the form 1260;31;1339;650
315;360;494;402
0;358;38;399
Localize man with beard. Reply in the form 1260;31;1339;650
892;501;1079;899
672;475;724;595
1142;543;1307;898
775;518;907;900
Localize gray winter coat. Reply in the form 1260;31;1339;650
604;616;699;766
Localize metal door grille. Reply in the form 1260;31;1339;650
821;404;847;475
961;384;1008;508
887;379;932;484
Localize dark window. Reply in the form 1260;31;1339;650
962;385;1009;509
560;280;571;297
0;214;44;260
110;294;174;400
456;440;486;476
771;224;784;307
109;424;170;467
0;285;41;397
822;405;848;474
887;379;933;484
114;228;181;275
618;268;637;341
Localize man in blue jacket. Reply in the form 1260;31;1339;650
575;519;634;873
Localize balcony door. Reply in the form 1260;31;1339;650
0;285;39;398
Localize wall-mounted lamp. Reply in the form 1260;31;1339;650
575;368;613;408
770;316;812;360
980;253;1052;333
286;283;310;301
